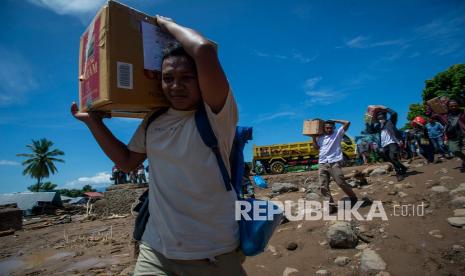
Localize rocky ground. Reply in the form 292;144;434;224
1;158;464;275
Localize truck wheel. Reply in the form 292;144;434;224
270;161;286;174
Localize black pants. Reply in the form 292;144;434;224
382;143;407;174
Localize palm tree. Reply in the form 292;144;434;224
17;138;65;192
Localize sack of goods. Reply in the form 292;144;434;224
364;105;387;124
78;1;174;118
302;119;324;135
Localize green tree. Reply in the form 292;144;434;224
404;103;427;129
422;64;465;105
17;138;65;192
58;189;83;197
82;184;96;192
27;181;57;192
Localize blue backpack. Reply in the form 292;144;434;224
133;104;283;256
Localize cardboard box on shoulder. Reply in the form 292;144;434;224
79;0;172;118
427;97;448;114
303;119;324;136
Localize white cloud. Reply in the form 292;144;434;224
253;50;317;64
254;112;296;123
65;171;112;189
0;160;20;166
28;0;105;15
305;89;344;106
344;35;405;49
304;77;322;90
0;46;39;107
303;77;345;106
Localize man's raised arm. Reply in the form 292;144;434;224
70;102;146;172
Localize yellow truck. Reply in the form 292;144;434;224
252;135;356;174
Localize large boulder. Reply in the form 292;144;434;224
326;221;358;249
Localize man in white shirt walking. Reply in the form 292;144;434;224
311;120;360;213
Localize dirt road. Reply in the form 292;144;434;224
1;158;464;275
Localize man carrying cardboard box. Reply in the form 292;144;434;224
310;120;364;214
71;16;245;276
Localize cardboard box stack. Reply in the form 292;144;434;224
427;97;449;114
303;119;324;136
79;0;173;118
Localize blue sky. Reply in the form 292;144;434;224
1;0;464;193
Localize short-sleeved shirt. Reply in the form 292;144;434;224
317;126;345;164
426;122;444;139
128;91;239;260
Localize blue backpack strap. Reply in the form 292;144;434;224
194;104;232;191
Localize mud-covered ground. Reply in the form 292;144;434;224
1;158;464;275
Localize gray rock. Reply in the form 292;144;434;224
453;209;465;217
370;168;387;177
306;192;321;201
334;256;350;266
452;245;465;252
356;244;369;250
315;269;331;276
435;168;448;174
428;229;443;239
286;242;298;251
440;176;454;181
272;183;299;194
283;267;299;276
360;249;387;273
394;184;404;190
375;272;391;276
398;192;408;198
327;221;358;249
451;196;465;208
450;184;465;196
447;217;465;227
430;186;449;193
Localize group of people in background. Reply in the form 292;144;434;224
356;99;465;180
111;164;147;185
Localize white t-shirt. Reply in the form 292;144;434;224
317;126;345;164
380;128;398;147
128;91;239;260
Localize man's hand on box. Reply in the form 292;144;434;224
70;102;110;124
155;15;174;31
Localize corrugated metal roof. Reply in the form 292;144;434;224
0;192;62;212
69;197;86;204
